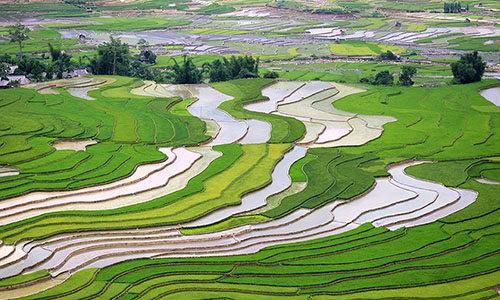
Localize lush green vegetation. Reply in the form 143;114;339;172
0;1;500;298
94;0;188;11
451;51;486;84
191;3;236;14
0;1;84;13
448;36;500;52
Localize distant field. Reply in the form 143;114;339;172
329;40;407;56
43;17;191;32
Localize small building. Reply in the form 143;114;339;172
0;75;29;88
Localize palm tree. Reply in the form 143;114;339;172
8;23;30;59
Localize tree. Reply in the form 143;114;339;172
89;36;132;76
0;64;9;81
379;50;398;61
373;70;394;85
16;58;45;81
264;71;279;79
137;38;149;50
399;66;417;86
47;43;74;79
171;55;203;84
8;23;30;59
208;55;259;83
451;51;486;84
209;59;229;82
139;50;156;64
7;79;20;88
444;1;462;13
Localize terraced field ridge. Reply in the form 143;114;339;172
0;76;499;300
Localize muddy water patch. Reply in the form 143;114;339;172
249;81;304;113
480;86;500;106
66;87;98;100
476;178;500;185
239;119;271;144
0;166;19;177
51;139;97;151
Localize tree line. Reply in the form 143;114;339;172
358;50;486;87
443;1;468;13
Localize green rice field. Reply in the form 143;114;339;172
0;0;499;299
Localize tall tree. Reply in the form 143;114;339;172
399;66;417;86
451;51;486;84
8;23;30;59
89;36;131;75
209;59;229;82
373;70;393;85
47;43;74;79
0;64;9;81
171;55;202;84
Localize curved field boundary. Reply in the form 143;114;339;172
0;148;212;226
212;79;306;143
0;144;289;246
0;160;477;280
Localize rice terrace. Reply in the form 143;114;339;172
0;0;500;298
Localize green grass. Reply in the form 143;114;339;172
179;28;251;35
278;61;451;84
94;0;188;11
263;148;375;218
190;3;235;15
2;71;500;299
18;268;98;300
164;45;184;49
289;153;316;182
0;2;84;13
